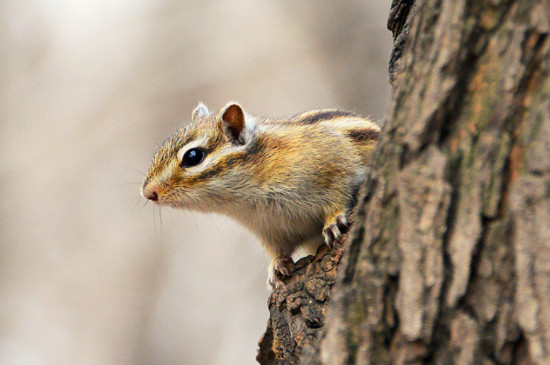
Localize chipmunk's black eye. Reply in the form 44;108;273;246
181;148;205;167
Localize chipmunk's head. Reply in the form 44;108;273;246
141;102;257;211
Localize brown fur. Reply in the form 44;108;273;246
142;103;381;285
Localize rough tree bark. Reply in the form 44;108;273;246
257;0;550;364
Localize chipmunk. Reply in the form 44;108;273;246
141;102;380;286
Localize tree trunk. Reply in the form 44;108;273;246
257;0;550;363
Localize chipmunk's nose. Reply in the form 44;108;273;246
145;191;158;201
141;182;159;201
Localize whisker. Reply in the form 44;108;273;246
112;163;147;177
158;207;165;250
166;209;179;229
139;199;149;214
116;181;143;186
208;215;227;247
131;196;144;214
189;210;200;237
153;206;159;240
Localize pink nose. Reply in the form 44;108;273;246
142;182;159;201
144;190;158;201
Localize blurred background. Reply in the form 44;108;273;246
0;1;391;364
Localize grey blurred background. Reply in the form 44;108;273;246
0;1;391;364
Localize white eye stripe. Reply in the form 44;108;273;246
177;137;209;163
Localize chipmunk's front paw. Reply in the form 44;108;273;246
322;214;350;247
267;256;295;289
274;256;295;276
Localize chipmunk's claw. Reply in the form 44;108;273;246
267;256;295;289
323;214;350;247
274;256;295;276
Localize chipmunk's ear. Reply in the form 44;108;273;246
192;102;209;121
219;102;247;143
